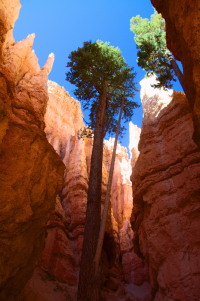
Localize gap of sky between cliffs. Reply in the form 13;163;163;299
13;0;184;156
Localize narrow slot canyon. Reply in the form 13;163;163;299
0;1;200;301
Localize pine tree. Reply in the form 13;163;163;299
66;40;138;301
130;10;187;96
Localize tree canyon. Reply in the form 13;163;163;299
22;80;150;301
0;1;200;301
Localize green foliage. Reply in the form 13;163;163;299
66;40;139;138
130;10;176;89
77;126;93;140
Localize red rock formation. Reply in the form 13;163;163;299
150;0;200;147
23;80;150;300
45;81;87;273
131;77;200;301
45;80;84;158
103;138;149;286
0;2;65;300
40;197;77;285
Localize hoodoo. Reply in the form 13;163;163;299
0;1;65;301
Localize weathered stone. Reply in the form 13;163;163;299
0;1;152;300
104;277;119;291
131;77;200;301
151;0;200;147
124;297;132;301
107;266;119;278
45;80;84;159
103;137;149;286
22;78;149;299
20;267;77;301
0;1;65;300
118;284;126;298
39;198;77;285
129;122;141;170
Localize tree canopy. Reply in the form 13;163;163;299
66;40;138;138
130;10;184;91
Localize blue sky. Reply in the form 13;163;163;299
13;0;183;153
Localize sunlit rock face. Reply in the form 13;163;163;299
23;80;150;300
44;82;88;283
45;80;84;159
151;0;200;147
140;75;173;121
129;122;141;170
0;1;65;300
131;77;200;301
104;138;132;229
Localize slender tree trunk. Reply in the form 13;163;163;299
77;82;108;301
170;58;190;106
94;86;126;277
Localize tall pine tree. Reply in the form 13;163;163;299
66;40;138;301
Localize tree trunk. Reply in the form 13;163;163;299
77;81;108;301
94;86;126;277
170;58;190;105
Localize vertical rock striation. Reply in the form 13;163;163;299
0;2;65;300
150;0;200;147
26;80;150;301
104;138;149;287
43;81;87;285
131;77;200;301
45;80;84;159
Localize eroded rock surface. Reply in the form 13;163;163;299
23;80;150;301
129;122;141;173
0;2;65;300
131;77;200;301
151;0;200;147
103;138;149;287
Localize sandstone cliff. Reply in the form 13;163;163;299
22;80;150;301
103;136;148;287
151;0;200;148
0;1;65;300
131;77;200;301
2;1;200;301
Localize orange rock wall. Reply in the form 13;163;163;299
33;81;149;299
131;77;200;300
0;2;65;300
43;81;87;285
151;0;200;147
